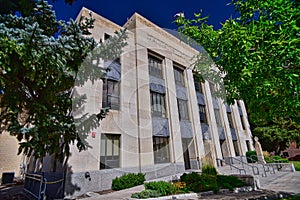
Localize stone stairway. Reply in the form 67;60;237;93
217;161;297;191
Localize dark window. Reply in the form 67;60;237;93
150;92;166;117
174;67;185;86
177;99;189;121
100;134;120;169
194;79;203;93
227;112;234;128
237;102;246;130
233;140;240;156
214;109;222;126
198;105;207;123
153;137;170;164
148;55;163;78
102;79;120;110
240;115;246;130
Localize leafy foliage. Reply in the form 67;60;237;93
0;0;127;162
111;173;145;191
216;175;245;191
131;189;162;199
246;150;258;163
175;0;300;151
202;165;218;175
180;172;246;193
144;181;177;196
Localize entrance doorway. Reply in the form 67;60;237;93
182;138;191;170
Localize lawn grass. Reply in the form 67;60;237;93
290;161;300;171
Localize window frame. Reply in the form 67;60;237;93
173;66;185;86
150;91;166;118
148;54;163;78
227;112;234;128
153;136;170;164
177;99;189;121
198;104;208;124
194;79;203;93
100;134;120;170
102;79;120;110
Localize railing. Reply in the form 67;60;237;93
24;173;47;200
23;172;65;200
243;156;276;177
216;158;246;175
228;156;260;175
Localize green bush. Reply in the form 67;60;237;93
180;172;201;185
112;173;145;191
202;165;218;175
246;150;258;163
131;189;162;199
189;174;218;193
144;181;177;196
272;155;289;163
216;175;245;191
290;161;300;171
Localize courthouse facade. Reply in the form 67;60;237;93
59;8;254;196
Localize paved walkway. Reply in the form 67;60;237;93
1;171;299;199
82;171;300;200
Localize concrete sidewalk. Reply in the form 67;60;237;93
83;171;300;200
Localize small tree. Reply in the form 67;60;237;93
0;0;127;166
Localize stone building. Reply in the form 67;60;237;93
56;7;255;196
0;7;254;197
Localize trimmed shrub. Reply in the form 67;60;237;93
190;174;218;193
202;165;218;175
272;155;289;163
216;175;245;191
131;189;162;199
180;172;201;185
246;150;258;163
112;173;145;191
144;181;177;196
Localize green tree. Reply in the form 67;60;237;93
0;0;127;164
175;0;300;151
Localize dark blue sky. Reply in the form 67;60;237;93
51;0;237;30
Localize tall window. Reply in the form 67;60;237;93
227;112;234;128
150;92;166;117
240;115;246;130
177;99;189;120
148;55;163;78
233;140;240;156
237;101;246;130
100;134;120;169
194;79;203;93
174;67;185;86
153;137;170;164
214;109;222;126
198;105;207;123
102;79;120;110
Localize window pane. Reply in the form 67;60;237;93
148;55;162;78
153;137;170;164
113;138;119;156
102;80;120;110
107;139;113;156
101;137;106;156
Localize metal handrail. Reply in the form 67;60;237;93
230;156;260;175
243;156;275;177
216;158;246;175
